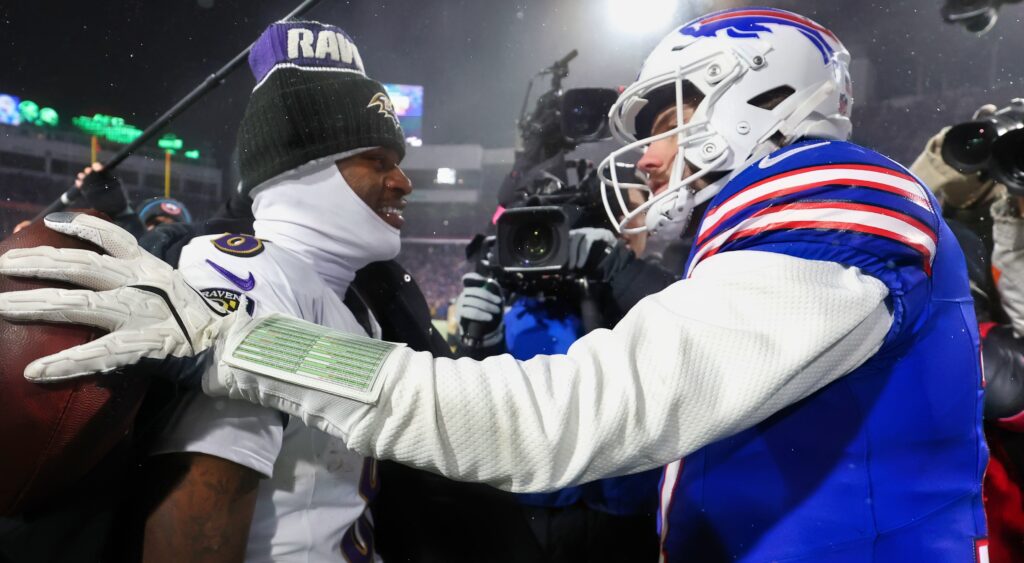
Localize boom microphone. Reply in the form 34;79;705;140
32;0;323;223
547;49;578;73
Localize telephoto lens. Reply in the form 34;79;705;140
991;128;1024;195
942;121;1001;173
941;98;1024;173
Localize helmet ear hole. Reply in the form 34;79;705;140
747;85;796;110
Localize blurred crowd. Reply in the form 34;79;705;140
396;242;472;317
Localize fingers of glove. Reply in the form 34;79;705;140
459;302;499;323
461;287;503;312
569;228;616;269
24;329;172;382
973;104;998;120
0;246;138;290
461;272;488;288
461;272;502;299
569;237;585;269
583;227;617;246
43;212;141;260
0;287;137;331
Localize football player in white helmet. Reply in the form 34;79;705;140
0;8;987;561
599;7;853;242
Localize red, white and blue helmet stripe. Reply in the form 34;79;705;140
678;7;844;64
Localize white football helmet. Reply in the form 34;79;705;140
599;7;854;238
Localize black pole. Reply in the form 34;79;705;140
32;0;323;222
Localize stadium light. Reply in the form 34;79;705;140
39;107;58;127
158;134;184;151
72;113;144;144
607;0;678;35
18;100;39;123
0;93;22;125
436;167;457;185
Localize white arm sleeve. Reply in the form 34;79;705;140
212;250;892;493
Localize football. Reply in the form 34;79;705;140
0;213;150;515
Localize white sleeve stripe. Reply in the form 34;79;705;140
688;206;938;277
699;165;932;242
659;459;683;559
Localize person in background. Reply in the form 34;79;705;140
911;106;1024;562
454;221;665;562
12;163;144;238
138;197;192;231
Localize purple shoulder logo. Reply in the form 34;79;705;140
679;9;837;64
211;233;265;257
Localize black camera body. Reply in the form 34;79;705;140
477;51;619;294
480;165;613;294
942;99;1024;195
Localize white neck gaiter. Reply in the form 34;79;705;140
251;155;401;296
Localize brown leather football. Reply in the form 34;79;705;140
0;212;149;515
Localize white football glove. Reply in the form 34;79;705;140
567;227;617;271
456;272;505;349
0;212;240;383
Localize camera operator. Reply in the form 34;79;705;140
910;101;1024;563
451;54;697;560
455;217;668;562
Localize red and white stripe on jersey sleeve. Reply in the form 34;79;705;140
697;164;934;247
687;201;939;278
658;460;684;563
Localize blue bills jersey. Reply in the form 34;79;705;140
661;140;988;562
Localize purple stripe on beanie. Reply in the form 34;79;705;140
248;21;365;84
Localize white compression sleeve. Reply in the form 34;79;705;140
209;250;892;493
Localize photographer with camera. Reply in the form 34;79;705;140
910;100;1024;563
451;54;682;562
455;221;668;562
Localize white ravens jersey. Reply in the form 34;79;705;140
152;233;380;562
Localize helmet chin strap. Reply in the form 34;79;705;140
645;166;729;240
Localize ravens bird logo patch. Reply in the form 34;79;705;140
367;92;401;129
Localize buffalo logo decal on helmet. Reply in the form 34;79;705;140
367;92;401;129
679;8;840;63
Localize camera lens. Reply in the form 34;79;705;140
511;222;555;265
991;129;1024;195
942;121;999;172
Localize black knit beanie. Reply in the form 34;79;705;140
237;21;406;194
